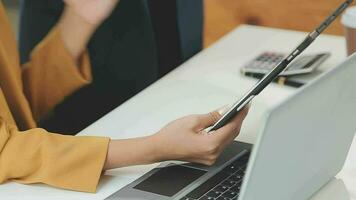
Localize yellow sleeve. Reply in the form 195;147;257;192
0;118;110;193
21;26;92;121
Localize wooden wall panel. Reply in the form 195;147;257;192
204;0;356;47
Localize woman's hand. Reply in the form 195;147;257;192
152;107;249;165
64;0;120;25
104;107;249;170
58;0;120;62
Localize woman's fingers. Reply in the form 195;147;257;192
212;106;249;143
154;105;250;166
195;106;250;165
194;105;232;131
195;111;221;131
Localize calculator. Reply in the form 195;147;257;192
241;52;331;76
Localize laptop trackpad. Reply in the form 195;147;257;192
134;164;206;197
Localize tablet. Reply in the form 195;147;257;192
208;0;353;132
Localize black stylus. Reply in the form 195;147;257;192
208;0;354;132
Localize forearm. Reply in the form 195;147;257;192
57;6;97;62
103;136;163;170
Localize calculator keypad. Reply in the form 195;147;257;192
242;52;329;76
249;52;285;70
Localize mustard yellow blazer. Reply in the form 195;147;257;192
0;3;109;193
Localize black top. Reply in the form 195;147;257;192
147;0;183;77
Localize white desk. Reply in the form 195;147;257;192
1;25;355;200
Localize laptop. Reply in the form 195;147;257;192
106;54;356;200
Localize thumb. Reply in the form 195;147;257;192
195;105;230;130
196;111;221;130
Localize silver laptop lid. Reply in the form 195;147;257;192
240;53;356;200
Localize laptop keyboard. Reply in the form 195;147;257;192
180;152;250;200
